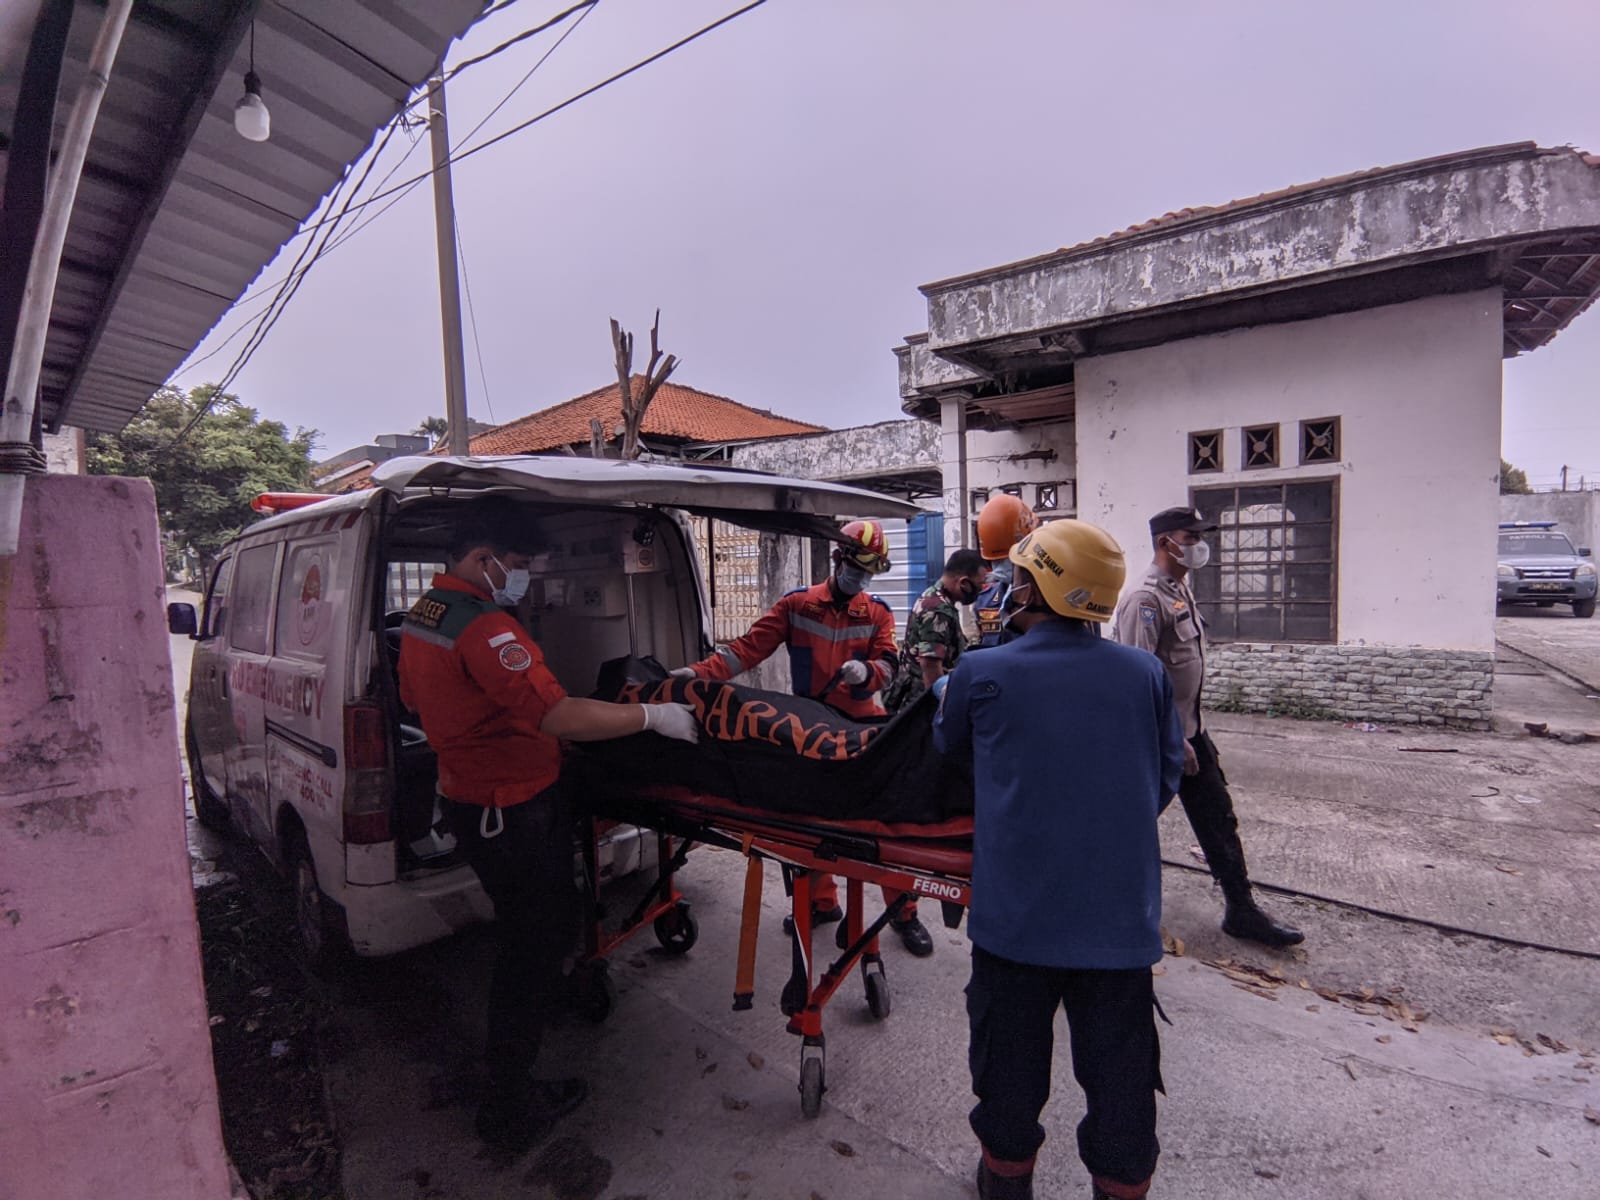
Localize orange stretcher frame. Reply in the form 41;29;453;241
583;785;973;1118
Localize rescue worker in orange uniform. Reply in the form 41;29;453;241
399;498;700;1152
672;520;935;956
971;495;1039;649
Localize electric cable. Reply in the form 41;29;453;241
167;0;766;446
178;1;597;376
454;213;497;425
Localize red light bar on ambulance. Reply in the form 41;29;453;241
251;492;330;516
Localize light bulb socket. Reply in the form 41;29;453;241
243;69;262;98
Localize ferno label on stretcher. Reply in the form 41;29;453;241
579;658;972;827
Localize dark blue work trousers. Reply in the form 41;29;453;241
966;945;1163;1188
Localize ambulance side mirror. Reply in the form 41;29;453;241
167;602;198;638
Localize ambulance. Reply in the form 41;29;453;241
168;455;916;964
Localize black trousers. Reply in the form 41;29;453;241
447;789;579;1103
1176;731;1252;902
966;946;1162;1187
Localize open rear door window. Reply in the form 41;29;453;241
370;455;921;540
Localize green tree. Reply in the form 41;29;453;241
1499;458;1532;495
414;415;449;448
87;384;317;580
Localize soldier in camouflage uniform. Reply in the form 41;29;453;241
885;548;991;714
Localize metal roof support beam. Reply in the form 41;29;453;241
2;0;134;558
0;0;74;402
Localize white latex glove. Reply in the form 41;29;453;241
669;666;697;680
838;660;870;686
641;701;700;743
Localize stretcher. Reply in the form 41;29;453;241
575;786;973;1118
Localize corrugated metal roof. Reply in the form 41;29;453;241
0;0;489;434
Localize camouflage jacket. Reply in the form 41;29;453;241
883;582;965;714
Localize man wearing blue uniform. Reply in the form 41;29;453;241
935;519;1184;1200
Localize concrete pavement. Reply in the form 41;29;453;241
1496;608;1600;694
326;847;1600;1200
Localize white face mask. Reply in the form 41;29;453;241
488;555;530;606
835;563;871;596
1168;538;1211;570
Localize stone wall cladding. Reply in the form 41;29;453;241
1201;643;1494;730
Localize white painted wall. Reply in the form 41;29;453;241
941;421;1078;549
1074;290;1504;652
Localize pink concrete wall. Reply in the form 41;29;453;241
0;475;230;1200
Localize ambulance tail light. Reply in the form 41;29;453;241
343;702;392;844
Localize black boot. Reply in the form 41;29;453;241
975;1160;1034;1200
781;904;844;938
892;915;935;957
1222;895;1303;948
475;1077;587;1151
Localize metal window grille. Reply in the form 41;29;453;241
1189;480;1337;643
1037;483;1058;511
1243;424;1279;470
690;517;764;644
1301;417;1340;464
1189;430;1223;473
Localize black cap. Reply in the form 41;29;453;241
1149;506;1218;537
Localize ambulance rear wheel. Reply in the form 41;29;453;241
865;971;891;1021
652;901;698;955
799;1057;825;1119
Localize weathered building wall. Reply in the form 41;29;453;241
1500;491;1600;563
44;426;85;475
941;423;1078;550
730;420;937;481
1076;290;1504;726
0;475;231;1200
923;149;1600;354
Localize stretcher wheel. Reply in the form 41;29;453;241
652;901;698;955
865;970;891;1021
799;1056;825;1119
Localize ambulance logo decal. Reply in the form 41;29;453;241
498;642;532;672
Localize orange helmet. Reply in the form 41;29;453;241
836;519;892;574
977;493;1037;560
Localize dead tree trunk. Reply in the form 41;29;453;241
610;309;679;460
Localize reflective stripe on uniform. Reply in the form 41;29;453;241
716;646;744;674
790;614;880;642
401;621;457;649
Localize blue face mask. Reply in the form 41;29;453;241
835;563;871;596
489;555;530;606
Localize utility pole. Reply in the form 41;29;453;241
427;74;470;456
1561;464;1569;492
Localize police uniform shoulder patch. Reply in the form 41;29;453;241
498;642;532;671
1140;604;1158;626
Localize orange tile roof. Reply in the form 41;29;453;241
466;377;824;455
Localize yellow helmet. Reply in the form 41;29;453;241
1007;519;1125;622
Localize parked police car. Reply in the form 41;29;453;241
1496;521;1597;618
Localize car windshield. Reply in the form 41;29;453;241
1499;532;1576;556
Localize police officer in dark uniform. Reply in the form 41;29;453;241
1113;506;1303;949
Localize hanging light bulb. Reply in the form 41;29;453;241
234;23;270;142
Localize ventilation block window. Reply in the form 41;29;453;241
1190;480;1338;644
1036;483;1058;511
1189;430;1223;474
970;488;990;514
1243;424;1279;470
1300;417;1340;465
